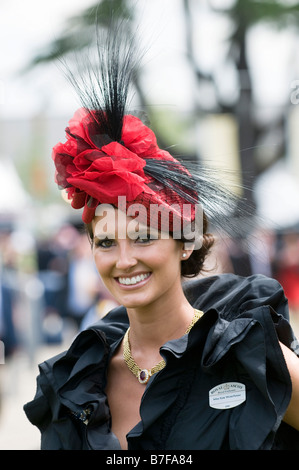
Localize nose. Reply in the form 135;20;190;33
115;241;138;271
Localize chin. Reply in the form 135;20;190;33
117;293;154;310
120;299;149;309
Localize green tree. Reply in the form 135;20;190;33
27;0;133;64
183;0;299;205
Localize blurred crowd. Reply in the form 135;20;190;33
0;219;118;363
0;218;299;364
212;227;299;322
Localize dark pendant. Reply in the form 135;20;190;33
138;369;150;384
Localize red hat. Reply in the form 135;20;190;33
53;107;197;233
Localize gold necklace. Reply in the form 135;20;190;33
123;308;203;384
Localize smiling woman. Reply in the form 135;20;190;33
86;201;214;279
91;205;190;313
23;19;299;451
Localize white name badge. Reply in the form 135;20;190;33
209;382;246;410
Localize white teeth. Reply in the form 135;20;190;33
118;273;150;285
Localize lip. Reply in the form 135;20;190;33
114;272;152;288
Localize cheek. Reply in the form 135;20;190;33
93;252;111;279
146;244;182;273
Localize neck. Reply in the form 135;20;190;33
123;301;201;384
126;292;194;351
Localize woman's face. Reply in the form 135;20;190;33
91;206;187;310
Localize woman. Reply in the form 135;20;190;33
24;24;299;450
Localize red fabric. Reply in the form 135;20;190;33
52;108;194;226
276;266;299;307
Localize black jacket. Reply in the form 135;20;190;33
24;274;299;450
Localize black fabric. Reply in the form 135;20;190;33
24;273;299;450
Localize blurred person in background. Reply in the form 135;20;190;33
0;226;19;359
274;231;299;320
24;21;299;450
36;225;71;342
65;232;102;329
0;276;18;361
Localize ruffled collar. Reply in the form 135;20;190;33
50;303;215;449
43;273;294;449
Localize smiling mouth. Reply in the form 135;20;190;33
116;272;151;286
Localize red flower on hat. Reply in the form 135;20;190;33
52;108;167;223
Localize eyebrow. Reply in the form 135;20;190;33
94;233;115;240
93;228;159;241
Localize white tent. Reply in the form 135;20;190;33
254;160;299;230
0;157;30;216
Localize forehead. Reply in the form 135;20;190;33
92;204;156;239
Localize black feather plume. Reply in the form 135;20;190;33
59;17;140;143
143;157;257;240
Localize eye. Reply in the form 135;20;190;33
94;237;115;249
135;233;154;244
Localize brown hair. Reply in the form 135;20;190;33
180;211;214;278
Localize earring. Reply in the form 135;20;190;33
182;253;187;259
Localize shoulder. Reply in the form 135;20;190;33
193;275;298;449
184;273;289;320
24;306;129;449
37;304;129;382
86;304;129;342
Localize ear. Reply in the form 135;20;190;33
181;245;194;261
